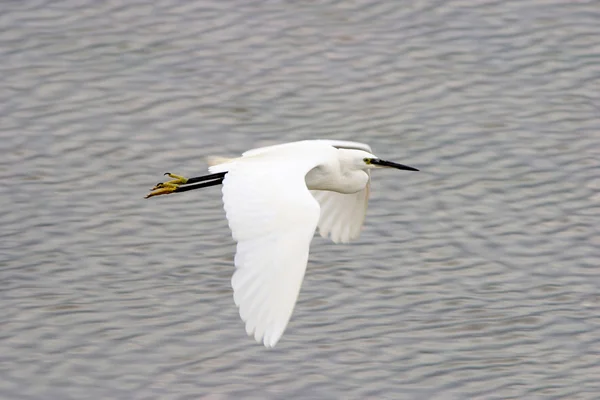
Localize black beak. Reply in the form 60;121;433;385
370;159;419;171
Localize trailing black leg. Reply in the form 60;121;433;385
145;171;227;199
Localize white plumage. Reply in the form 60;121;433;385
147;139;418;347
207;140;416;347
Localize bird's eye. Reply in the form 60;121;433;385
363;158;371;164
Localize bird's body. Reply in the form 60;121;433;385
146;140;418;347
214;141;368;192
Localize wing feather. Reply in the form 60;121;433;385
213;146;331;347
310;172;370;244
241;140;371;157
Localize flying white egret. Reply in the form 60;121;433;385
145;140;418;347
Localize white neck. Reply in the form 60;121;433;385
305;149;370;194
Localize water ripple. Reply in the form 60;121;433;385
1;0;600;398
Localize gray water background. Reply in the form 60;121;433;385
1;0;600;399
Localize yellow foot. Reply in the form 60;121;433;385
158;172;188;187
145;172;188;199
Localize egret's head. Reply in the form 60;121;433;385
362;156;419;172
352;150;419;172
340;149;419;172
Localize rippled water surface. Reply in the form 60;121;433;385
2;0;600;399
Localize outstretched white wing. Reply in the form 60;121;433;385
241;139;372;158
323;140;372;153
310;171;370;244
210;146;331;347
